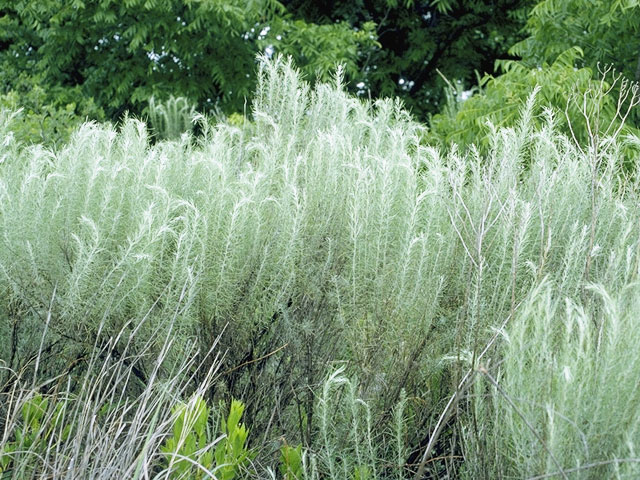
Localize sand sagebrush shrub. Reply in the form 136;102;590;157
464;280;640;479
1;56;640;477
147;95;197;141
297;367;413;480
0;57;447;436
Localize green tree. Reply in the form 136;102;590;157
0;0;376;119
0;71;105;147
428;0;640;152
511;0;640;80
512;0;640;130
280;0;535;118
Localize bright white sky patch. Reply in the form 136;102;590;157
460;90;473;101
264;45;275;58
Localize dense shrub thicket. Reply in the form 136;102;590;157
1;57;640;478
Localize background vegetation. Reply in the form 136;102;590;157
2;1;640;479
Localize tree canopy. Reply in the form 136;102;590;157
0;0;375;119
1;0;534;123
281;0;534;117
512;0;640;79
1;0;639;146
428;0;640;151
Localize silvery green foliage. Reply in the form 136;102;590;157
1;56;640;478
147;95;197;141
465;281;640;479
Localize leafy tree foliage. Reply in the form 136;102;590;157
0;0;535;123
513;0;640;130
3;0;638;150
428;0;640;152
0;0;375;119
281;0;534;118
511;0;640;80
0;72;104;147
428;48;600;149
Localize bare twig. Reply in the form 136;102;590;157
218;343;288;377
